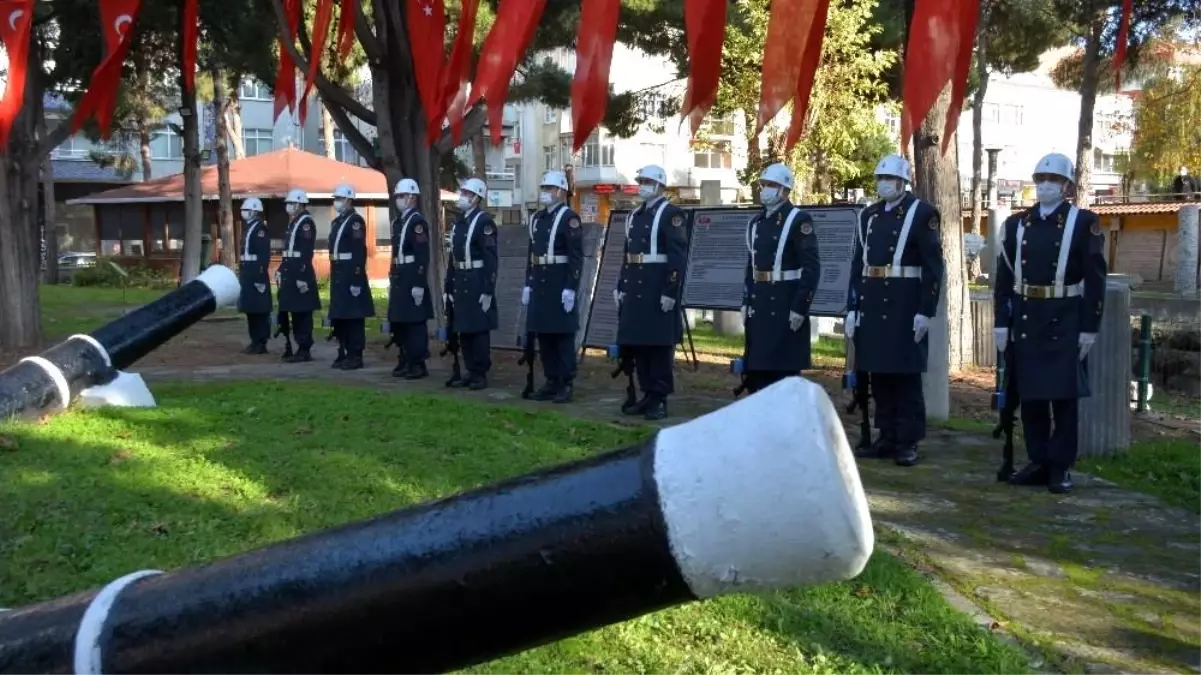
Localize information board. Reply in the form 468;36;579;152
581;211;628;350
679;204;861;317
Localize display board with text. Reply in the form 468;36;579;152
580;211;628;351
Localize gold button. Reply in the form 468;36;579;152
1022;259;1027;265
1022;314;1027;319
884;281;890;287
883;314;888;319
1021;333;1027;338
889;246;895;252
885;298;890;303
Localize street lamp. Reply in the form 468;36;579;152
984;147;1002;205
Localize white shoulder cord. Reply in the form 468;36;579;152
73;569;163;674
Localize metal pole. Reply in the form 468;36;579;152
0;378;873;675
1137;313;1151;413
0;265;240;421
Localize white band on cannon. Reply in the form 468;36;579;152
195;265;241;308
74;569;163;674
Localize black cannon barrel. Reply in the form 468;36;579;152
0;265;240;421
0;377;873;675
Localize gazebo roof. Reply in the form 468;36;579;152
65;147;457;204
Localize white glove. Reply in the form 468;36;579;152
521;286;531;306
659;295;676;312
562;289;576;312
444;292;453;305
274;270;281;286
994;327;1009;351
845;311;858;339
297;280;309;294
741;305;749;322
913;313;930;343
1079;332;1097;361
480;294;492;313
411;287;424;306
789;311;804;332
613;289;624;309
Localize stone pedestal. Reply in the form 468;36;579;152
1077;278;1133;458
1174;205;1199;295
713;310;745;336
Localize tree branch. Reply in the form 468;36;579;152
321;90;381;171
353;0;384;64
434;104;488;154
268;0;377;126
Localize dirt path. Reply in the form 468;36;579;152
12;315;1201;673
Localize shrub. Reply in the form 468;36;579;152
72;258;177;290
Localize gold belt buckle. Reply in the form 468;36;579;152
1026;285;1051;299
754;271;772;283
627;253;642;264
866;266;887;279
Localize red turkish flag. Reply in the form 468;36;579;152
182;0;199;92
784;0;830;151
439;0;479;145
274;0;302;123
940;0;979;154
570;0;619;153
900;0;961;152
0;0;34;148
72;0;142;139
472;0;547;147
407;0;447;146
755;0;821;137
337;0;358;60
679;0;728;139
1114;0;1132;90
300;0;336;127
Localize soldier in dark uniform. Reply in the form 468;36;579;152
387;178;434;379
740;163;821;392
236;197;272;354
994;152;1107;494
613;164;689;420
444;177;498;390
521;170;584;403
327;183;376;370
277;188;320;363
845;154;944;467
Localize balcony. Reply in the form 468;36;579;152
572;165;623;185
485;170;516;192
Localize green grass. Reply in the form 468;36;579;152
1077;438;1201;513
39;284;168;337
689;322;846;363
0;381;1028;674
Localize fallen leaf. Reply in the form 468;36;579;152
148;522;169;536
0;435;17;451
293;425;313;436
109;450;132;464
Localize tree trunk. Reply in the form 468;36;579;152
912;84;972;421
178;71;204;284
1074;16;1105;209
226;90;245;160
322;103;336;159
471;131;487;177
747;129;763;202
212;66;238;270
139;127;153;181
968;1;990;280
39;116;59;286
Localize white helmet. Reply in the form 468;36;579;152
241;197;263;213
540;170;569;190
1033;153;1074;183
874;154;911;182
394;178;420;195
461;177;487;199
333;183;355;200
759;163;793;190
635;165;668;187
285;188;309;204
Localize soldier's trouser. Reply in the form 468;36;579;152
460;331;492;375
341;318;366;355
631;344;674;398
871;373;926;445
1020;398;1078;468
246;313;271;345
394;322;429;364
537;333;576;384
289;312;314;349
745;370;796;394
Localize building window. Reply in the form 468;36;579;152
239;79;271;100
983;102;1001;124
1001;104;1024;126
693;140;733;169
580;131;614;168
543;144;557;173
243;128;274;156
701;114;736;137
639;142;666;169
544;107;557;124
332;129;352;162
1093;149;1121;173
52;135;91;160
149;126;183;160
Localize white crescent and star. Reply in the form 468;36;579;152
8;9;23;32
114;14;132;39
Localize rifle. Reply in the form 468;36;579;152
842;371;872;451
992;342;1019;482
273;310;293;359
609;345;637;410
517;331;537;399
731;311;751;398
439;298;462;386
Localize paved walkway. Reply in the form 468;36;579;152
135;341;1201;674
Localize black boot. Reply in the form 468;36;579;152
404;362;429;380
446;373;468;388
281;343;294;360
243;343;268;355
622;394;650;416
553;381;574;404
285;347;313;363
894;444;919;467
530;381;559;401
467;373;488;391
392;357;410;378
341;353;364;371
1047;467;1073;494
332;347;346;369
855;435;894;459
1008;463;1049;486
643;396;668;421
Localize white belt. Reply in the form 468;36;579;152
863;265;921;279
282;251;303;258
626;253;668;264
394;255;416;264
1019;281;1083;299
241;254;259;262
532;255;568;265
332;253;353;261
455;260;484;270
753;269;803;283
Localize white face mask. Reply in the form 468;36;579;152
877;179;901;202
539;191;554;206
456;196;473;211
1035;181;1063;205
285;203;298;216
759;186;781;206
241;210;255;222
333;199;348;213
637;184;657;201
